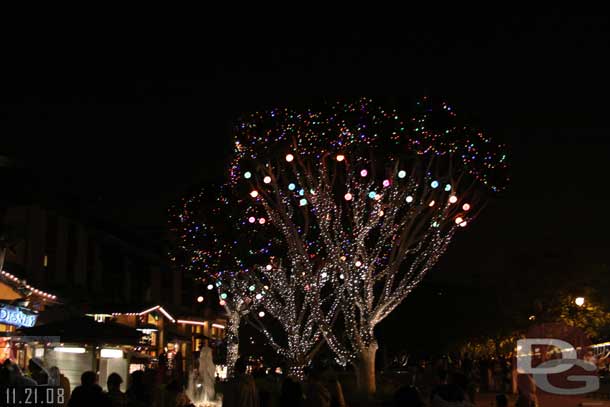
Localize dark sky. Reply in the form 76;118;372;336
2;11;610;350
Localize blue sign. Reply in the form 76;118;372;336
0;305;37;328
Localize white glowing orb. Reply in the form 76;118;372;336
355;260;362;267
429;200;435;207
256;294;263;300
250;190;259;198
462;203;471;211
197;296;204;303
244;171;252;179
360;169;368;177
258;311;265;317
344;193;353;201
459;221;467;227
406;196;414;203
336;154;345;162
299;198;307;206
285;154;294;162
455;217;464;224
321;272;328;278
207;284;214;290
258;218;266;224
263;176;271;184
398;170;406;179
266;264;272;271
248;217;256;223
449;195;458;204
575;297;585;307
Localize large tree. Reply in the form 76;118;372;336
225;97;508;394
172;98;507;393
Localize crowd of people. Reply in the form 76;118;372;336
0;352;541;407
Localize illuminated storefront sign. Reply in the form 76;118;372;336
0;305;37;328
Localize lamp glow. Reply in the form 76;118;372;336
101;348;123;358
54;347;86;354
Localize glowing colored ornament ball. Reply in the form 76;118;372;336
249;285;256;291
344;193;352;201
285;153;294;162
256;293;263;300
219;300;226;306
250;190;259;198
382;179;390;187
462;203;471;211
288;183;296;191
355;260;362;267
197;296;204;303
299;198;307;206
360;169;368;177
220;293;228;299
248;216;256;223
459;221;467;227
429;200;435;207
398;170;406;179
336;154;345;162
263;176;271;184
449;196;458;204
368;191;376;199
445;184;452;192
258;218;266;224
431;180;439;189
266;264;272;271
244;171;252;179
406;196;414;203
455;217;464;224
207;284;214;290
258;311;265;317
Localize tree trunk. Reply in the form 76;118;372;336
225;311;241;378
355;340;378;397
287;362;307;381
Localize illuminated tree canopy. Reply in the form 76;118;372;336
171;97;508;391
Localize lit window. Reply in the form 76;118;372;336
43;255;48;268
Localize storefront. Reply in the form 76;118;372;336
20;316;143;391
0;269;57;369
100;305;227;378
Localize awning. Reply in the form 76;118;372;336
18;316;142;346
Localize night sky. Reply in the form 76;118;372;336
2;11;610;352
